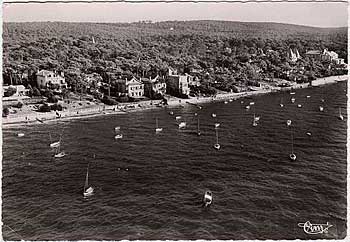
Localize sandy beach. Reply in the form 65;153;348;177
2;74;347;128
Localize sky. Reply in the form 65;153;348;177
3;2;348;28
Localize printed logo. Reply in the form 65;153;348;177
298;221;333;235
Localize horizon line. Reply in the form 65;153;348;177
3;19;348;29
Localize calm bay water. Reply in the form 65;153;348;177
2;82;347;240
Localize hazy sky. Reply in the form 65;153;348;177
3;2;348;27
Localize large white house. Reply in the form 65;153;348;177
36;70;67;89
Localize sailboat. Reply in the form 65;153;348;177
319;106;324;112
179;122;186;129
280;97;284;107
291;97;296;103
54;136;65;158
17;133;25;137
49;132;61;148
197;114;201;136
289;127;297;161
155;118;163;133
338;108;344;120
203;190;213;207
213;128;220;150
83;163;94;197
253;112;260;127
287;120;292;127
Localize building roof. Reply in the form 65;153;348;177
127;77;143;86
305;50;321;55
37;70;64;77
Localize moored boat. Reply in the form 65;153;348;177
203;190;213;207
179;122;186;129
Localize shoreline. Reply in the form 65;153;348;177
2;75;347;128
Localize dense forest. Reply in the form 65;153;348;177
3;21;347;95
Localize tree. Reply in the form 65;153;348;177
4;87;16;97
3;107;10;117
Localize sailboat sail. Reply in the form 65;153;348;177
84;166;89;191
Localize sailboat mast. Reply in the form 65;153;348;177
84;165;89;190
197;115;200;132
216;129;219;144
291;127;294;153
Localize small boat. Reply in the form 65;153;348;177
290;153;297;161
213;128;220;150
290;92;296;95
321;99;325;103
53;135;65;158
306;95;311;98
83;163;94;197
50;141;60;148
212;113;216;118
203;190;213;207
54;151;66;158
289;127;296;161
114;126;121;132
229;99;233;102
155;118;163;133
306;132;312;136
287;120;292;126
291;98;295;103
175;116;181;120
214;123;220;128
17;133;25;137
224;101;228;104
254;116;260;121
115;134;123;139
319;106;324;112
280;103;284;107
245;105;250;110
249;102;255;105
169;111;174;115
179;122;186;129
338;107;344;120
240;101;244;104
297;104;302;108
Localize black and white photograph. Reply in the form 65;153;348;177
1;0;348;240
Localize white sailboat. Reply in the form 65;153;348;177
252;113;258;127
319;106;324;112
213;128;220;150
212;113;217;118
289;127;297;161
338;107;344;120
83;163;94;197
115;134;123;139
214;123;220;128
291;98;296;103
179;122;186;129
280;97;284;107
155;118;163;133
203;190;213;207
114;126;121;132
287;120;292;127
49;133;60;148
54;136;65;158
